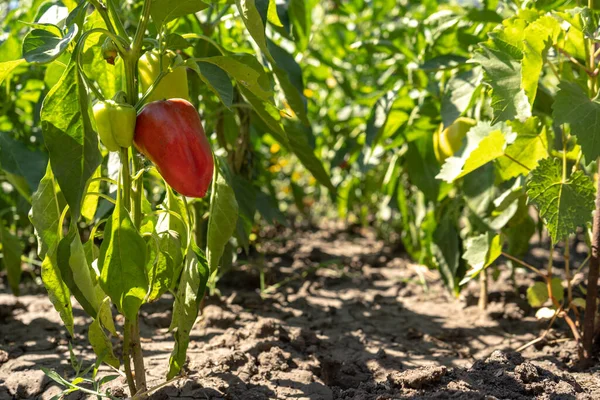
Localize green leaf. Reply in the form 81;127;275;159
0;222;23;295
186;60;233;108
473;24;531;123
30;164;62;259
474;13;559;123
88;318;119;368
57;224;100;316
520;16;560;103
365;87;399;153
284;120;335;193
165;33;191;50
437;122;514;183
240;86;288;145
267;0;283;27
146;231;176;302
496;118;549;181
288;0;315;51
167;244;209;379
0;59;26;86
99;197;148;320
441;68;482;128
459;233;503;285
151;0;209;29
526;158;595;243
156;186;188;254
30;165;73;334
41;56;102;220
405;132;441;202
207;170;238;273
432;215;461;295
81;167;101;222
235;0;273;61
527;281;548;307
23;24;78;64
268;40;309;125
41;253;74;336
198;54;273;101
554;81;600;162
0;133;48;200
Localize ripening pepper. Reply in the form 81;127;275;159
138;50;189;103
93;99;137;152
134;99;213;198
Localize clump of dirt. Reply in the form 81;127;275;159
0;225;599;399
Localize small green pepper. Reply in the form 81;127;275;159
93;97;136;152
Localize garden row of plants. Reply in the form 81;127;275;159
1;0;600;396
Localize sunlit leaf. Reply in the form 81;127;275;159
526;157;595;243
207;170;238;273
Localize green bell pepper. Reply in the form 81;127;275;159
93;98;136;152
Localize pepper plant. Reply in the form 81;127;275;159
1;0;331;396
336;0;600;363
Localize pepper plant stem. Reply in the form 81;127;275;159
583;0;599;361
120;0;152;391
123;319;137;395
583;160;600;360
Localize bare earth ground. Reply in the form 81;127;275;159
1;225;600;399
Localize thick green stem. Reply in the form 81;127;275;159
119;0;153;391
123;319;137;395
130;319;147;393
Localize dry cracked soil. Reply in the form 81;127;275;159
1;224;600;399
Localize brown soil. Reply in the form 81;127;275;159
1;226;599;399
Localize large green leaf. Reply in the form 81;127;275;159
30;164;73;335
0;222;23;295
22;24;78;64
41;56;102;220
29;163;62;259
185;60;233;108
167;244;209;379
526;158;595;243
554;81;600;162
57;224;100;316
437;122;515;183
151;0;209;29
235;0;273;61
496;118;549;181
41;253;74;336
206;170;238;273
99;197;148;320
